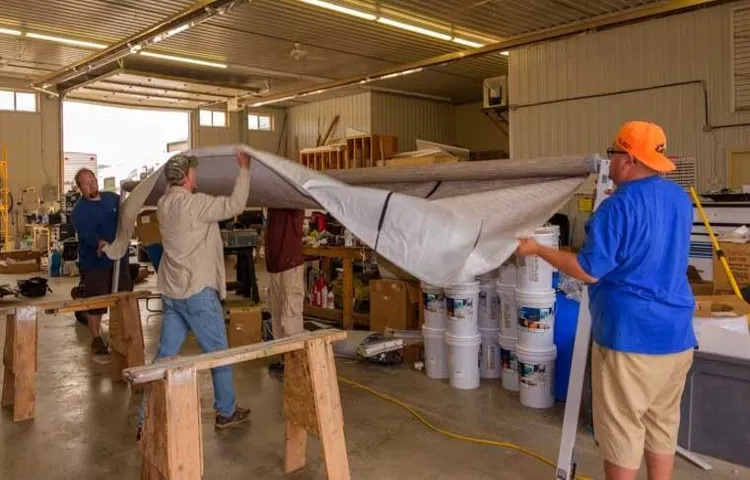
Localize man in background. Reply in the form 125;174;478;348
516;121;695;480
71;168;132;355
265;208;305;374
138;150;252;437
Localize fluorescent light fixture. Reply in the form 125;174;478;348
299;0;376;21
251;95;297;107
299;88;329;97
0;27;22;36
377;17;451;41
166;24;190;37
26;32;107;49
452;37;484;48
129;44;143;54
376;67;423;81
501;51;509;56
140;51;227;69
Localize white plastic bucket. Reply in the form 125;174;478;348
421;283;447;330
479;327;501;379
516;289;556;350
422;326;449;379
445;282;480;336
445;332;481;390
516;225;560;291
516;344;557;409
496;283;517;338
497;333;519;391
478;280;499;329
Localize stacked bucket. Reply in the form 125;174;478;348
513;225;560;409
496;262;519;392
421;283;449;380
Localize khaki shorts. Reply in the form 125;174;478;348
591;343;693;469
268;264;305;339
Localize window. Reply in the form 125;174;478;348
198;109;226;127
0;90;37;112
733;6;750;111
248;113;274;131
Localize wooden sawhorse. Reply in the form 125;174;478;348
123;329;350;480
1;290;150;422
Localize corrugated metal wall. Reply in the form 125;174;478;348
370;92;455;152
286;93;372;159
245;106;287;155
0;77;61;205
509;2;750;191
455;101;509;154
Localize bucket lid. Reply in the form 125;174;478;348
495;282;516;291
479;327;500;335
422;325;446;334
515;343;557;359
421;282;443;292
514;288;556;297
444;332;481;345
497;333;518;348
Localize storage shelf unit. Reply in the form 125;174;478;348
299;145;347;171
345;135;398;169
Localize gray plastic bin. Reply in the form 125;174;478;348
678;350;750;467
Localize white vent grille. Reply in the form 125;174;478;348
733;6;750;111
661;157;696;189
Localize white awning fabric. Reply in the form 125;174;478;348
105;145;592;287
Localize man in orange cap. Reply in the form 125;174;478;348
517;121;696;480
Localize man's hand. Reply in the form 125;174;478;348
516;237;540;257
97;239;109;257
237;151;251;169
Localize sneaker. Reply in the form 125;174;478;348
268;361;284;374
215;406;251;430
91;336;109;355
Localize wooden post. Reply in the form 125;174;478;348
342;258;354;330
283;349;317;473
110;297;145;381
1;307;37;422
140;366;202;479
306;338;350;480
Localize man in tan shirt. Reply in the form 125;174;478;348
137;150;251;437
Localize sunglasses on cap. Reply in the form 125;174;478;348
606;147;628;159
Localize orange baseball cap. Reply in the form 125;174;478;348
613;121;675;173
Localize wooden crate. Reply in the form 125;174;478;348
345;135;398;168
377;154;460;168
299;145;347;171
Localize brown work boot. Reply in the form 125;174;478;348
215;406;251;430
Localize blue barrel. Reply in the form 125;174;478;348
554;291;580;401
143;244;163;272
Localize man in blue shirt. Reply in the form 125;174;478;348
516;121;695;480
71;168;132;355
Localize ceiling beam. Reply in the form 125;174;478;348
239;0;730;106
30;0;249;90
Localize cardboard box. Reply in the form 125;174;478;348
369;279;420;333
713;242;750;293
134;211;161;245
693;295;750;359
0;250;41;274
690;281;715;296
402;339;424;364
226;305;263;348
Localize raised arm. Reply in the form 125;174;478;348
193;151;251;223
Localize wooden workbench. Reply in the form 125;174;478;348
1;290;151;422
302;246;369;330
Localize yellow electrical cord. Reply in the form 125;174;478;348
338;376;594;480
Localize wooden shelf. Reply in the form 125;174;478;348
299;145;347;171
303;305;369;328
345;135;398;169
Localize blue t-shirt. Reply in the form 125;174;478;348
577;176;697;354
71;191;121;270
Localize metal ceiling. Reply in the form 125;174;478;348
0;0;694;108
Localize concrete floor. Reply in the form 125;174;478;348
1;271;748;479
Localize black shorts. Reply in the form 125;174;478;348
81;261;134;315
